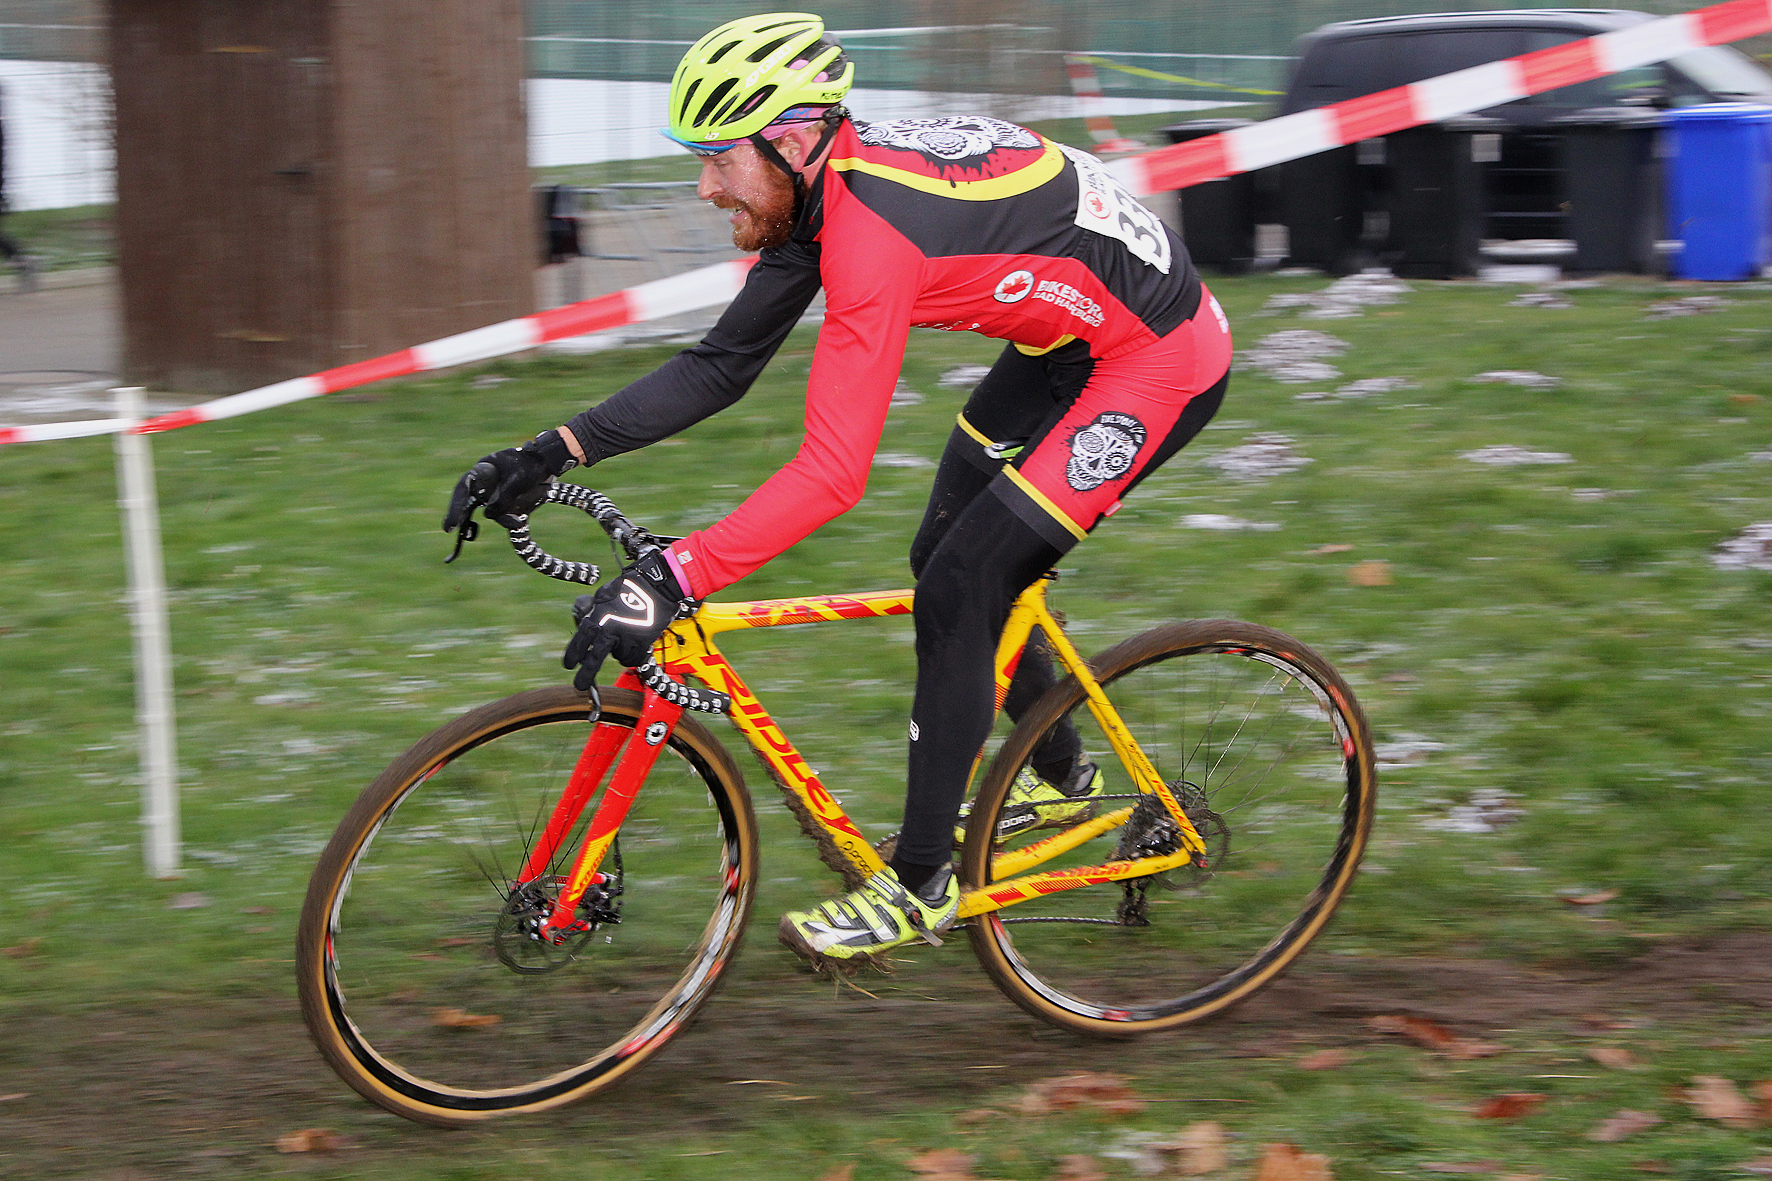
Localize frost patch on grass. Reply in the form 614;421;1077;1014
1181;513;1281;531
1374;735;1449;767
1295;377;1419;401
1461;445;1573;466
1713;522;1772;571
1508;291;1573;309
1257;272;1411;320
889;380;924;407
872;452;934;469
253;690;315;706
1419;788;1525;833
1239;330;1349;383
937;364;992;389
1202;434;1313;481
1469;370;1564;390
1645;295;1729;319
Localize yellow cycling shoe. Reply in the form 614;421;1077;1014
955;761;1104;845
778;863;958;965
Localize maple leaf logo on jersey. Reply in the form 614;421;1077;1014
993;270;1035;303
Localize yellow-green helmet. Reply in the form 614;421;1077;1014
665;12;852;149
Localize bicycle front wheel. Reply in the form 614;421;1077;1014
296;686;756;1125
963;621;1375;1038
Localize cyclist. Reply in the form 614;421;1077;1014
444;12;1232;967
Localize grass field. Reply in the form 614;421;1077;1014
2;272;1771;1178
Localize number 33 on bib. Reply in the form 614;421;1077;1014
1061;144;1171;275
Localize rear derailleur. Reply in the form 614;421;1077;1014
1111;784;1226;926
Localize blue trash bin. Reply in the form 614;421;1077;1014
1663;103;1772;281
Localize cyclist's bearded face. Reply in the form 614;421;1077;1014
700;144;796;252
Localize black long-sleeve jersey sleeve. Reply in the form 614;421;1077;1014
561;236;823;464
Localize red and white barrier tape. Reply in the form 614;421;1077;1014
1062;54;1142;154
0;257;757;446
5;0;1768;447
1108;0;1772;195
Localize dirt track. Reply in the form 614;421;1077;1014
4;931;1769;1177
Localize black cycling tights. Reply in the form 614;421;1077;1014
893;478;1067;884
890;354;1228;888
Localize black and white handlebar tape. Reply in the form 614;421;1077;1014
635;659;730;714
510;483;732;715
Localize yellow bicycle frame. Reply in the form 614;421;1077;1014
646;576;1209;922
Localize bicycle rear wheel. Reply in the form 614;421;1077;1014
963;621;1375;1037
296;686;756;1125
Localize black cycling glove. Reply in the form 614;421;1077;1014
443;429;579;532
562;550;692;691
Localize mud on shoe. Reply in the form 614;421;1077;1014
954;761;1104;845
778;863;958;969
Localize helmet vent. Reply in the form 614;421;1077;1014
694;78;739;128
746;33;799;63
730;85;777;121
676;78;701;122
706;38;743;65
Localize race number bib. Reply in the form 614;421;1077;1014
1060;143;1171;275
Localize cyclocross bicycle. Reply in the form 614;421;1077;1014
296;482;1377;1126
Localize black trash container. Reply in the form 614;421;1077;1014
1551;107;1661;275
1278;143;1365;274
1384;114;1502;279
1161;118;1257;273
537;184;583;265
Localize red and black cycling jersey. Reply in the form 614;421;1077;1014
564;115;1205;596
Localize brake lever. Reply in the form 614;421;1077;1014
444;516;480;564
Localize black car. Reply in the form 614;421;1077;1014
1282;8;1772;125
1279;9;1772;244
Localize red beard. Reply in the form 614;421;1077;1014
715;165;796;251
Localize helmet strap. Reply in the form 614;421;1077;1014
748;106;848;218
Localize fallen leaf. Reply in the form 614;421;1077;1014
1564;889;1621;906
1737;1158;1772;1176
1367;1015;1503;1060
1757;1080;1772;1120
240;905;273;914
1588;1109;1661;1142
1297;1048;1351;1071
1628;1161;1671;1173
906;1147;976;1179
953;1107;1002;1126
1588;1046;1641;1070
1579;1013;1633;1030
1312;544;1354;554
1346;560;1392;587
1053;1155;1108;1181
2;939;41;958
1254;1141;1334;1181
274;1128;346;1153
1013;1072;1144;1116
430;1007;501;1029
817;1166;855;1181
1686;1075;1758;1128
1472;1093;1546;1120
0;1093;26;1102
1164;1121;1228;1175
